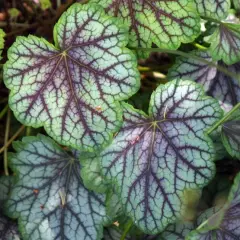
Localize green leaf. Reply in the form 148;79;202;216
81;153;108;193
99;80;223;234
187;172;240;239
209;130;228;161
193;0;230;20
0;29;5;60
4;3;140;151
206;23;240;65
8;8;20;18
222;120;240;159
39;0;52;10
89;0;200;54
5;134;110;240
233;0;240;11
106;190;123;220
168;50;240;112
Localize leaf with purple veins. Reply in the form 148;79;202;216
99;80;223;234
89;0;200;57
5;134;110;240
4;3;140;151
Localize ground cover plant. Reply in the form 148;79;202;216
0;0;239;239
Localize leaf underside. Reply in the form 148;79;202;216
6;134;109;240
100;80;222;234
4;3;140;151
168;50;240;112
89;0;200;53
187;173;240;239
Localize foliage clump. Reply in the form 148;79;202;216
0;0;239;240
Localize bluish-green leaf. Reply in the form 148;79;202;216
4;3;140;151
5;134;110;240
99;80;223;234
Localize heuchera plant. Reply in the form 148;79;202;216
0;0;239;240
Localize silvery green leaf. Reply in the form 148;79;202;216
100;80;223;234
5;134;110;240
4;3;140;151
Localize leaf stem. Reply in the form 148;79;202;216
26;126;32;136
0;22;32;28
138;64;171;73
0;125;25;155
192;42;208;51
120;219;133;240
131;48;240;82
0;105;8;120
201;16;222;24
3;109;11;176
207;103;240;135
0;98;8;104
